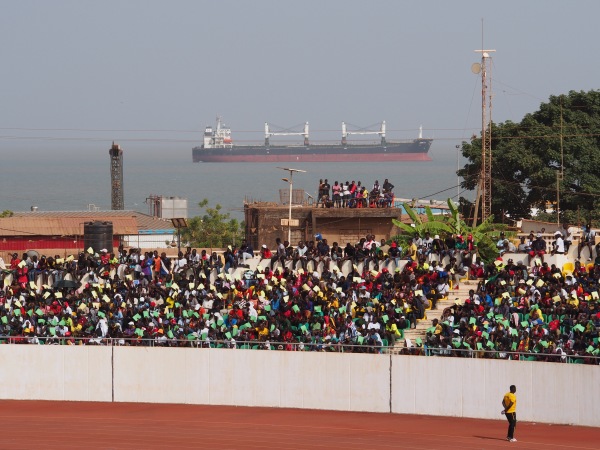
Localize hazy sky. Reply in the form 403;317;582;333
1;0;599;158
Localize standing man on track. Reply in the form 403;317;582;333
502;385;518;442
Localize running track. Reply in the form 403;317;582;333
0;401;597;449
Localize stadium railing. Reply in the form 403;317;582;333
1;336;598;363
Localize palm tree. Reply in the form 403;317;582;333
391;200;511;263
444;199;511;262
391;202;453;246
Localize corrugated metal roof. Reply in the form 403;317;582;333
2;210;175;236
0;217;138;236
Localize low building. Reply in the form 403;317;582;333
243;198;449;248
0;210;176;258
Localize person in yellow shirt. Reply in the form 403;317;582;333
502;385;517;442
407;241;418;261
385;322;401;346
257;324;269;340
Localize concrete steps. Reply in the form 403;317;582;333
395;281;477;349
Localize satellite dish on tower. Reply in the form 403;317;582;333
471;62;481;74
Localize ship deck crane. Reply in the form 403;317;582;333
342;121;386;145
265;122;309;146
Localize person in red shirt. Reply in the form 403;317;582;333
259;245;273;262
100;249;110;266
539;262;552;277
16;265;28;287
9;253;20;273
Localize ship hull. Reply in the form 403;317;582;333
192;140;432;163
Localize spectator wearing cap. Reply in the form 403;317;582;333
552;231;565;255
258;244;273;264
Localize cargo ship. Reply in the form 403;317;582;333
192;117;432;163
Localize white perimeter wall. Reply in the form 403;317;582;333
113;348;390;412
0;345;112;402
0;347;597;427
390;355;600;427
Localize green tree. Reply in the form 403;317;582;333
181;199;244;248
458;90;600;224
0;210;14;218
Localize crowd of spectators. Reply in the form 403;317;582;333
0;231;597;363
316;178;395;208
496;223;598;264
423;257;600;363
0;238;456;351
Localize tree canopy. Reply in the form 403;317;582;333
180;199;244;249
458;89;600;224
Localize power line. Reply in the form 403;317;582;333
1;123;597;134
2;132;600;146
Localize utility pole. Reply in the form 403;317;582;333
557;97;564;226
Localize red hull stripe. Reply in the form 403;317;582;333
193;153;432;163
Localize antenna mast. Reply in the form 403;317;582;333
472;48;495;225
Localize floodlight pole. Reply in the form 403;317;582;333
278;167;306;244
287;174;293;244
171;218;188;256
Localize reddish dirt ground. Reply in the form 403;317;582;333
0;401;597;449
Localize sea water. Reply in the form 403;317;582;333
0;143;464;220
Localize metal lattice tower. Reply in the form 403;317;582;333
109;142;124;210
475;49;495;223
